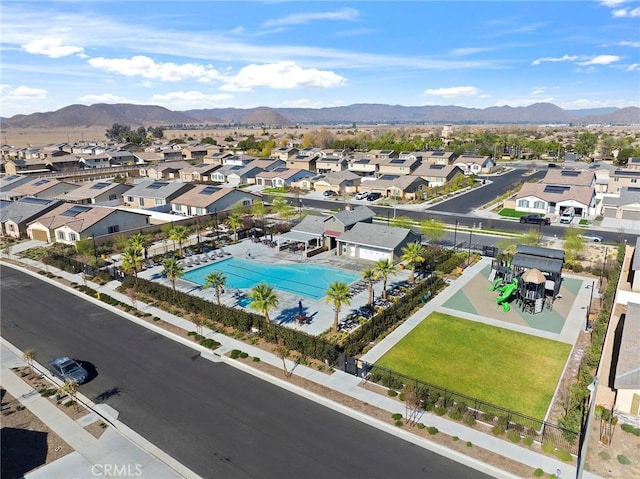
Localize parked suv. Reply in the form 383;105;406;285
559;207;575;224
366;192;382;202
519;214;551;225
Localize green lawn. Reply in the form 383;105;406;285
498;208;525;218
376;312;571;419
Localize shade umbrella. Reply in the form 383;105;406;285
522;268;546;284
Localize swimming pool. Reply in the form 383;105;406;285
182;257;360;300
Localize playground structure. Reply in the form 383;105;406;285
489;245;565;314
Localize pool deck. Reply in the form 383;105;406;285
138;237;411;336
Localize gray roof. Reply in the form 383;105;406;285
614;302;640;389
602;187;640;207
0;197;63;223
516;244;565;260
512;253;564;274
338;222;416;250
291;215;326;236
124;180;192;199
326;206;375;227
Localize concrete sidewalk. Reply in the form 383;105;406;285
1;339;197;479
1;257;597;479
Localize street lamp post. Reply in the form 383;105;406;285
299;199;302;221
467;228;472;266
453;219;459;251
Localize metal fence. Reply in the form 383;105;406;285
341;357;579;455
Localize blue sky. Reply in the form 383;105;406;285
1;1;639;117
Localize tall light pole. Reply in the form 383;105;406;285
453;219;459;251
467;227;472;266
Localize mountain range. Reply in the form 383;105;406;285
2;102;638;129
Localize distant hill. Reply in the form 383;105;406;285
2;102;638;128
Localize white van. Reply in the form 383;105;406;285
560;207;575;224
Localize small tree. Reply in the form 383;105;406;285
169;225;190;257
401;242;426;285
420;218;446;245
275;342;291;377
203;271;227;306
120;245;144;284
57;380;78;410
227;214;243;242
374;259;396;300
22;349;36;374
248;282;279;323
325;282;351;332
162;257;185;297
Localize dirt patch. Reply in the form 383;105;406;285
1;389;73;479
85;420;109;440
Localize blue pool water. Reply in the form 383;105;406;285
182;257;359;300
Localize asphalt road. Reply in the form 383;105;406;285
1;266;490;479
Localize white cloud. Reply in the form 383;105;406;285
78;93;133;104
612;7;640;17
22;36;83;58
150;90;234;109
578;55;620;65
532;54;579;65
423;86;480;98
280;98;345;108
619;40;640;47
87;56;224;82
262;8;358;28
600;0;626;6
450;47;490;56
3;85;48;101
220;62;347;92
628;63;640;71
530;88;546;95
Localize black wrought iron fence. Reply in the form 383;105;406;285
343;359;578;455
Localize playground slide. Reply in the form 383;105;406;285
489;278;504;291
496;282;517;309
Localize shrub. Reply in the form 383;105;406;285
598;451;611;461
388;389;398;397
230;349;242;359
507;430;521;443
621;423;640;436
617;455;631;465
462;414;476;426
416;423;425;429
523;437;534;447
391;413;403;421
541;442;555;454
448;410;462;421
41;388;57;397
434;405;447;416
239;352;249;359
427;426;439;435
492;425;505;436
398;393;405;401
452;436;459;441
555;449;572;462
466;441;472;447
394;420;404;427
533;468;544;477
252;357;260;362
481;412;495;423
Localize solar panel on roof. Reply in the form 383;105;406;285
33;179;50;186
627;187;640;192
147;182;169;189
20;197;52;205
560;170;580;177
543;185;570;194
4;175;21;181
61;205;91;217
200;186;218;195
379;174;399;180
390;159;404;164
91;182;111;189
429;164;445;169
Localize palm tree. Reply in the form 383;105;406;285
22;349;36;374
248;282;279;323
374;258;396;300
325;282;351;332
203;270;227;306
120;244;144;284
162;257;185;297
362;268;377;307
227;214;243;242
169;225;189;257
401;242;426;285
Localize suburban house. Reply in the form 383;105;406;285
254;168;314;188
541;168;595;188
222;155;258;167
336;222;422;263
271;147;299;161
122;180;193;211
170;185;260;216
420;150;457;165
607;170;640;194
347;157;379;178
162;149;184;161
27;203;150;243
453;155;494;175
513;183;596;217
134;151;165;164
210;164;260;185
44;154;85;172
298;147;322;158
601;187;640;222
367;150;399;161
78;153;112;169
203;152;234;166
0;177;79;201
306;171;362;195
612;301;640;418
377;157;421;176
245;158;285;172
412;164;464;187
316;157;348;174
4;157;52;175
320;206;376;250
178;163;219;182
142;161;192;180
106;150;139;167
594;168;611;196
286;155;317;172
360;174;428;200
627;157;640;170
0;197;63;239
60;181;133;206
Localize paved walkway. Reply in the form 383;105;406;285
1;253;600;479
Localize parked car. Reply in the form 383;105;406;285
559;207;575;224
519;214;551;225
48;357;88;384
354;191;369;200
578;232;604;242
366;192;382;202
323;190;337;197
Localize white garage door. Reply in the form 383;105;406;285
359;248;391;262
622;209;640;221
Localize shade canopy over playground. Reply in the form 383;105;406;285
522;268;546;284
